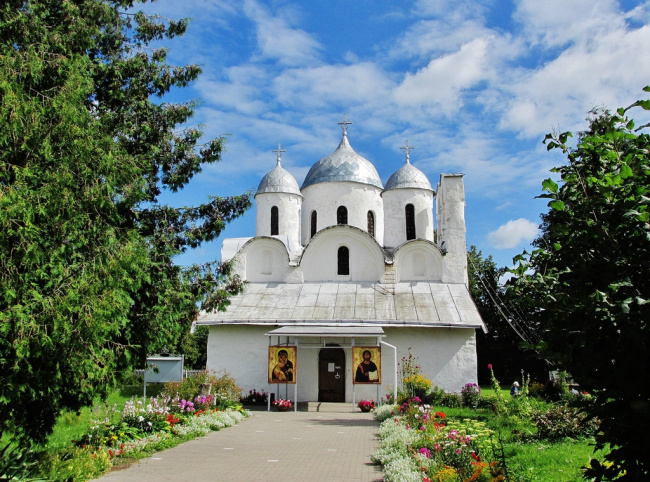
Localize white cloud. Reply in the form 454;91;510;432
243;0;322;66
488;218;539;249
394;37;493;114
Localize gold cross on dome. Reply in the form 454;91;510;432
400;140;414;164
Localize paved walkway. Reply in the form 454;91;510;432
96;407;383;481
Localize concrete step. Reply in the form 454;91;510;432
297;401;361;413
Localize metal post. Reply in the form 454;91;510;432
381;341;398;404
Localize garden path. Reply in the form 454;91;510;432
94;404;383;481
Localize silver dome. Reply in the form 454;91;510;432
301;133;383;189
256;160;302;196
384;161;433;191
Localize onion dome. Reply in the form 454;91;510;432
256;144;302;196
384;140;433;191
301;132;383;189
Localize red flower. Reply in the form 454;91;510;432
487;364;493;370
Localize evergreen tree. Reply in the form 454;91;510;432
0;0;251;446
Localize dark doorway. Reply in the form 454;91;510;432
318;346;345;402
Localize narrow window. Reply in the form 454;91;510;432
337;246;350;275
406;204;416;240
311;211;317;238
337;206;348;224
367;211;375;238
271;206;279;235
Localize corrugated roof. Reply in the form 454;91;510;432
195;282;485;330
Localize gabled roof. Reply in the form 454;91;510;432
195;281;486;331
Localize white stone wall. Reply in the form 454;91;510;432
255;192;302;253
299;226;384;282
382;188;434;248
436;175;468;285
382;327;478;393
237;238;291;282
300;182;384;246
206;324;478;403
393;241;444;282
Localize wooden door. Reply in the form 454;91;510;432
318;347;345;402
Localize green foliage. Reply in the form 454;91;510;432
0;0;251;447
42;446;112;482
162;370;242;404
469;246;548;384
508;89;650;479
531;405;599;441
460;383;482;408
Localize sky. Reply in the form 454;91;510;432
143;0;650;271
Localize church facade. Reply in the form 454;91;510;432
194;121;486;404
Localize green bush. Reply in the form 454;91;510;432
42;447;112;481
460;383;482;408
532;404;599;441
162;370;241;402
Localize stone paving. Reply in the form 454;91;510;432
95;406;383;482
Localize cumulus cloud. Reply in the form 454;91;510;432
394;37;492;114
488;219;539;249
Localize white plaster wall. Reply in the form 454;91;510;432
436;175;468;285
393;242;443;282
238;238;290;282
207;325;477;402
207;327;383;403
300;227;384;282
383;327;478;393
301;182;384;246
382;189;434;248
255;192;302;251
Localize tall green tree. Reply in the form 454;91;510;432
468;246;546;384
508;89;650;480
0;0;251;447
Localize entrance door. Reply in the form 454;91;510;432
318;347;345;402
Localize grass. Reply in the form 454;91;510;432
45;384;165;451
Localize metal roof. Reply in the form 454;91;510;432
256;160;302;196
266;326;384;337
196;281;485;331
301;133;383;190
384;161;434;192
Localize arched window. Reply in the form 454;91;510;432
367;211;375;238
405;204;416;240
311;211;317;238
337;246;350;275
271;206;279;235
337;206;348;225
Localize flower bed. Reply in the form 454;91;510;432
372;398;504;481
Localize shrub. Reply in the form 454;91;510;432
403;374;432;397
422;384;447;405
162;370;241;402
528;381;546;399
532;405;599;441
374;404;397;422
43;447;112;481
240;388;268;405
443;392;463;408
460;383;482;408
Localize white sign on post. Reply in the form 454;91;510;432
143;356;184;400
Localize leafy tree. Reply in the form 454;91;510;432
508;89;650;480
0;0;251;447
467;246;546;384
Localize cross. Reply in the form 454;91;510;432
272;143;286;165
338;114;352;134
400;140;414;164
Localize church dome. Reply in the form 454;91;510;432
256;159;301;196
301;133;383;189
384;161;433;191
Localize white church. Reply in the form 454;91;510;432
194;119;486;406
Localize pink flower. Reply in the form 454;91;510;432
487;363;493;370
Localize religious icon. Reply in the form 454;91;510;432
268;346;297;384
353;346;381;384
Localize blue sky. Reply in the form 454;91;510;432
145;0;650;270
